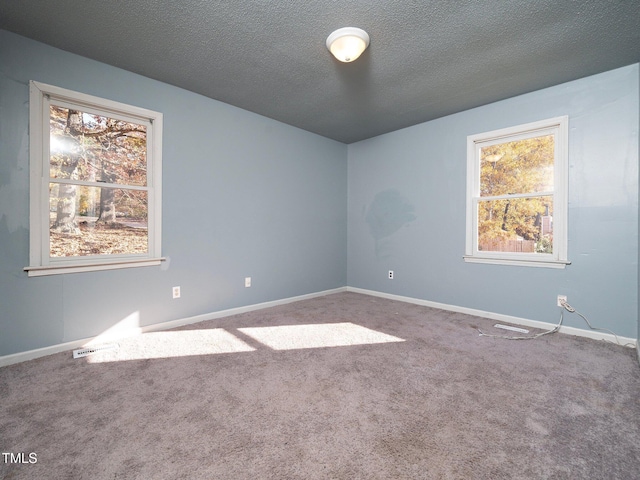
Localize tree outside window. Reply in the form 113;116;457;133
48;105;149;257
27;81;163;276
478;135;554;254
465;117;569;268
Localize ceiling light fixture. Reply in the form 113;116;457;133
326;27;370;63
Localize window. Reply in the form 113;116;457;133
465;116;569;268
26;81;163;276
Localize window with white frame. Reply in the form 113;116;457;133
465;116;569;268
26;81;163;276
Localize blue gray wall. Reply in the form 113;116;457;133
348;64;639;339
1;29;638;359
0;30;348;356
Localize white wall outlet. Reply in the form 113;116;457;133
557;295;567;307
172;286;181;299
245;277;251;288
388;270;394;280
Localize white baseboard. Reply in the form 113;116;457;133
0;287;347;368
2;285;635;368
347;287;638;349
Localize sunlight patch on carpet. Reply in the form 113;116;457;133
87;329;255;362
237;322;405;350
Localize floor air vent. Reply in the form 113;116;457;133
73;343;119;359
494;324;530;334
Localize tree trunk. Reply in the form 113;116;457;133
51;182;80;234
51;110;82;234
97;171;117;224
501;200;511;232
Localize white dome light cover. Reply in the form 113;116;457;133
326;27;370;63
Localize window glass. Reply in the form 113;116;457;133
49;106;147;186
48;104;150;259
465;117;568;268
27;81;163;276
480;135;554;197
49;185;148;257
478;196;553;254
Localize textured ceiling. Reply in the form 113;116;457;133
1;1;638;144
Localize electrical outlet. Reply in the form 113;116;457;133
173;286;181;299
557;295;567;307
245;277;251;288
388;270;394;280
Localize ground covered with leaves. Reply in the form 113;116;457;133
50;223;148;257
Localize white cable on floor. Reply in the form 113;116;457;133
478;300;635;347
561;301;636;348
477;311;564;340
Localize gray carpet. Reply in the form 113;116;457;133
1;292;639;479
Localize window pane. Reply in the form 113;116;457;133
49;105;147;186
478;196;553;254
480;134;554;197
49;184;148;258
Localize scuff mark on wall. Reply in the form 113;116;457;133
0;74;30;232
365;189;416;259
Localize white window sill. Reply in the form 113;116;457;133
463;256;570;269
24;258;166;277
